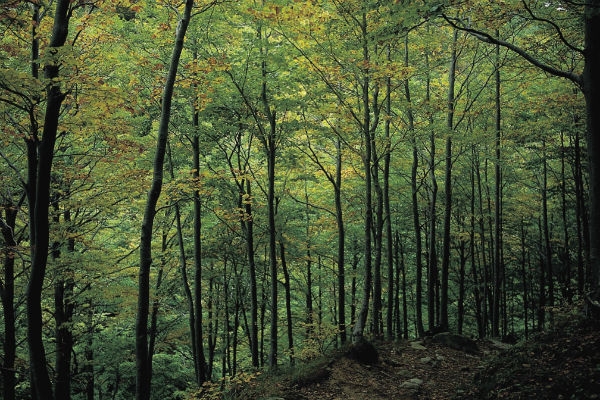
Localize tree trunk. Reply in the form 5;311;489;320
559;131;572;300
520;221;530;339
265;84;278;371
384;46;394;340
0;208;17;400
84;304;94;400
492;36;503;338
573;128;587;296
422;34;440;331
583;0;600;300
27;1;71;398
541;140;554;326
440;29;458;331
334;139;347;343
537;219;547;330
136;2;193;399
470;147;484;338
372;134;384;340
352;12;374;342
404;35;424;337
54;211;75;400
192;111;208;384
280;241;294;364
351;240;359;326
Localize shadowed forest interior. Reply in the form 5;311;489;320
1;0;599;399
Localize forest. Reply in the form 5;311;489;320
1;0;599;399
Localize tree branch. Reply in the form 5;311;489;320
520;0;583;55
441;14;583;88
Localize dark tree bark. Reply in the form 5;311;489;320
372;90;384;340
136;2;194;399
559;131;572;300
404;35;425;337
572;128;588;296
351;239;359;326
257;28;279;369
456;239;467;335
0;208;17;400
279;241;294;364
443;0;600;311
84;304;94;400
440;28;458;331
583;0;600;300
520;221;530;339
221;130;260;368
541;139;555;327
53;205;75;400
384;46;394;340
244;177;260;367
334;139;347;343
192;99;208;384
492;36;503;338
352;12;375;342
304;136;346;342
26;1;71;398
470;147;484;338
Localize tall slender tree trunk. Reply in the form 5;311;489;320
280;241;294;364
541;139;554;326
426;50;438;331
27;1;71;398
470;146;484;338
192;106;208;384
351;240;359;326
475;155;490;336
0;207;17;400
352;12;374;342
372;135;384;340
520;221;530;339
537;218;547;330
384;46;394;340
440;29;458;330
583;0;600;301
334;139;347;343
54;206;75;400
492;36;503;337
572;128;587;295
136;3;193;399
559;131;572;299
404;35;424;337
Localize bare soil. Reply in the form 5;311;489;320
235;321;600;400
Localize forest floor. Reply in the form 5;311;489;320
226;317;600;400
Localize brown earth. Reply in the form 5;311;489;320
232;320;600;400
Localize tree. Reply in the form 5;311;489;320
25;1;72;398
442;0;600;309
136;1;195;398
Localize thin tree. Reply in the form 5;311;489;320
404;34;425;337
136;1;194;399
26;1;72;398
440;28;458;331
442;0;600;311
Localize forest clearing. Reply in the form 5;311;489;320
1;0;600;399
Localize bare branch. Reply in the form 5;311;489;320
441;14;583;88
520;0;583;55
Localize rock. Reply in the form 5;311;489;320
430;332;480;355
400;378;424;390
409;341;427;350
347;339;379;365
487;338;514;351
